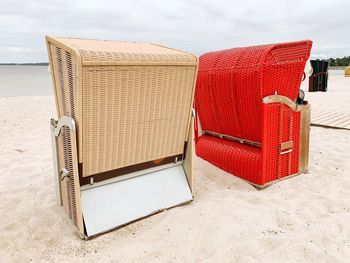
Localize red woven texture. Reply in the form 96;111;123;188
195;40;312;186
196;135;263;185
261;104;301;185
195;40;312;142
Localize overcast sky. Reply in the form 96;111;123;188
0;0;349;63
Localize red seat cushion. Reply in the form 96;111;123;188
196;135;263;185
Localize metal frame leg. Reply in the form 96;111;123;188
50;116;77;206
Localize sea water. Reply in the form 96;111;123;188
0;65;345;97
0;65;52;97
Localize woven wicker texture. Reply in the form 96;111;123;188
261;104;301;185
47;36;197;177
53;37;196;66
195;40;312;186
196;135;262;184
82;65;196;176
48;45;83;233
49;44;78;119
195;40;312;142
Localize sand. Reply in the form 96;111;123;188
301;73;350;115
1;75;350;262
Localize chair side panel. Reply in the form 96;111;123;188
48;43;84;235
48;44;79;120
183;117;193;193
262;103;300;185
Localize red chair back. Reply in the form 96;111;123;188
195;40;312;143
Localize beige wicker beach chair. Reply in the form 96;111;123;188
46;36;198;238
345;66;350;77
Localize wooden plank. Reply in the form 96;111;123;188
313;112;344;123
321;113;346;126
311;111;338;122
310;108;350;130
311;110;329;117
330;115;350;126
311;122;350;130
311;111;329;119
340;119;350;128
299;104;310;174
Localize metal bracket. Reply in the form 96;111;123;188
50;116;77;206
60;168;70;181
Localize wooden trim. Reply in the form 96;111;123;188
203;130;261;147
79;154;183;186
249;172;301;189
310;123;350;131
46;36;84;163
183;117;194;193
262;95;299;112
185;65;198;144
75;43;83;163
280;140;293;152
45;37;60;118
298;104;311;174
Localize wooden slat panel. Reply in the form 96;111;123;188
311;110;350;130
312;112;340;122
318;113;345;125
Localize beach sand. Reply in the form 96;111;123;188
1;75;350;262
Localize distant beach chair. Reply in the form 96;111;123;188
46;36;197;238
194;40;312;188
345;66;350;77
309;60;329;92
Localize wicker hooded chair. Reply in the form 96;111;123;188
46;36;198;238
194;40;312;188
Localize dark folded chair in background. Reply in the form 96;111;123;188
309;60;329;92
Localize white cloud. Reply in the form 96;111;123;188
311;53;329;59
0;0;349;62
0;46;32;53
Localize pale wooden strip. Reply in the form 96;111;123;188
311;123;350;130
312;112;337;120
311;111;337;122
311;111;329;119
321;113;347;126
340;119;350;128
312;112;343;123
328;115;350;126
334;116;350;126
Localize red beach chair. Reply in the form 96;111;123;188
194;40;312;188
